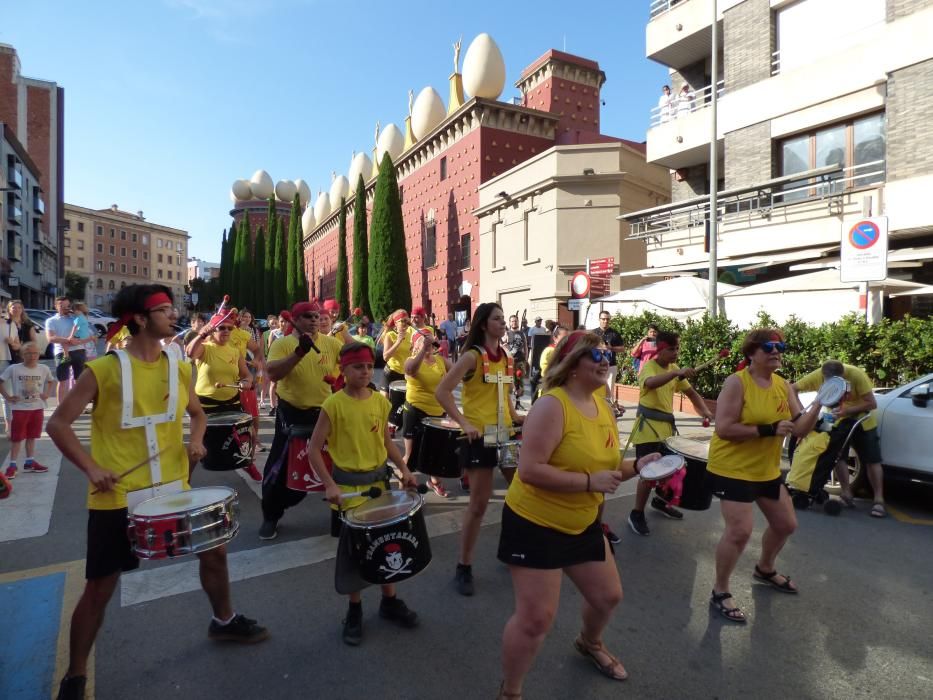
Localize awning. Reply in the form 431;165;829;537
891;285;933;298
619;246;836;278
722;269;927;296
0;287;10;299
790;245;933;272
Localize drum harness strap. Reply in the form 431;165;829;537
114;349;178;493
620;404;679;459
331;464;391;487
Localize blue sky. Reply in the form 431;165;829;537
4;0;667;263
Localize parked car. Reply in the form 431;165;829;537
800;373;933;493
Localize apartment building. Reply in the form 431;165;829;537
63;204;189;312
626;0;933;322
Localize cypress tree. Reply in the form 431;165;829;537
295;216;309;304
286;195;300;305
235;212;252;308
335;197;349;317
351;175;371;317
218;229;228;293
264;215;277;314
368;153;411;321
253;226;266;315
275;214;288;311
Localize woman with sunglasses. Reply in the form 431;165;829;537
381;309;412;396
186;314;260;481
706;329;821;623
496;332;659;697
436;302;524;597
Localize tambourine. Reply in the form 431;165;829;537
638;454;685;481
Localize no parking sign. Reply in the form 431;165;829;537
840;217;888;282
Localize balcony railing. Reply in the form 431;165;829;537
771;50;781;76
33;187;45;216
626;160;884;241
6;164;23;190
649;0;687;19
649;80;725;129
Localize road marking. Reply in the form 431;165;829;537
0;438;65;542
0;560;93;700
886;504;933;526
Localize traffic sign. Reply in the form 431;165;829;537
567;299;587;311
570;271;591;299
841;217;888;282
588;257;615;275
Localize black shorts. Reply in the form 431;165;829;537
382;368;405;392
706;472;784;503
848;424;882;465
199;395;243;414
86;508;140;580
635;441;665;459
401;403;441;439
497;504;606;569
457;436;499;470
55;350;87;381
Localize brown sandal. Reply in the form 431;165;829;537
573;635;628;681
496;681;522;699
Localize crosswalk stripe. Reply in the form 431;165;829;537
0;437;65;542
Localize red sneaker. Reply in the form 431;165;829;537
243;463;262;482
24;462;49;474
4;465;16;480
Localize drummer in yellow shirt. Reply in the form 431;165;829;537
47;284;268;699
309;342;418;646
381;309;412;395
627;330;712;536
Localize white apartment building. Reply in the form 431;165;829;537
624;0;933;324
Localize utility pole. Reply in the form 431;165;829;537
708;0;719;317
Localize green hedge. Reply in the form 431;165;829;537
608;311;933;399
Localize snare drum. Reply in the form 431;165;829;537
388;381;407;428
417;417;463;478
664;436;712;511
203;412;253;471
128;486;239;559
341;491;432;585
498;431;522;468
285;425;333;492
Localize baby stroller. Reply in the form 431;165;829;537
785;414;869;516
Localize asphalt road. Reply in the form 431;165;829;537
2;381;932;699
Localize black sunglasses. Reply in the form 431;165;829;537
760;341;786;353
301;313;319;319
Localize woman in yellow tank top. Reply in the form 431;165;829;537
497;331;661;697
706;328;822;624
381;309;412;394
435;302;524;597
402;329;452;497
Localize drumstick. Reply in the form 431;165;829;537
90;448;169;494
693;348;731;372
322;486;383;502
215;382;245;389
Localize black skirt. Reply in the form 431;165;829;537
497;504;606;570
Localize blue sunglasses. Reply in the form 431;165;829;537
588;349;612;362
761;341;787;353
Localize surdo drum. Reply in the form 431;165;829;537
286;425;333;493
128;487;239;559
202;412;253;471
416;417;463;478
341;491;431;585
663;436;713;511
388;381;407;428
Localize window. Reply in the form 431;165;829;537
168;270;173;280
176;242;183;252
96;225;103;236
64;237;71;247
96;261;103;271
132;249;137;258
77;239;84;250
158;253;163;263
109;262;115;272
779;112;885;201
108;280;115;290
440;157;447;181
522;211;532;260
491;222;499;268
109;245;115;255
157;239;163;248
64;218;71;230
176;255;181;266
460;233;471;270
120;230;126;240
142;235;148;244
423;210;437;269
132;265;137;274
120;247;126;257
110;228;115;238
143;251;148;260
97;243;103;253
77;257;84;267
157;269;163;279
64;255;71;266
120;281;126;289
96;279;103;289
119;263;126;273
77;222;84;232
132;232;137;242
143;267;148;276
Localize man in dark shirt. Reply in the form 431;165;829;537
593;311;625;414
506;315;529;409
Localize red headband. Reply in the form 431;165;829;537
656;340;672;351
340;345;375;368
209;311;234;329
291;301;321;317
411;306;426;316
558;331;587;360
105;292;172;341
391;311;409;324
323;299;339;312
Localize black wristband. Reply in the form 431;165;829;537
294;346;308;358
756;423;778;437
585;473;591;492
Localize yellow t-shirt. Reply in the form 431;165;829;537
385;330;412;374
795;364;876;431
506;388;619;535
322;390;391;510
406;357;446;414
87;354;191;510
194;342;240;401
707;369;791;482
462;347;508;431
268;333;342;409
632;359;691;445
229;327;251;356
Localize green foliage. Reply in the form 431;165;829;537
275;215;288;311
295;207;308;304
608;310;933;399
285;195;300;305
368;153;411;321
189;277;222;310
253;226;266;315
264;215;277;315
234;212;252;309
351;174;371;317
64;271;89;301
335;197;349;317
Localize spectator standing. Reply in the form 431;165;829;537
527;317;548;340
658;85;673;123
45;296;86;403
676;83;695;117
1;342;55;478
630;324;660;375
2;300;38;437
592;312;625;414
352;323;376;349
439;312;459;361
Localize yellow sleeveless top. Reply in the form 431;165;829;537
86;354;191;510
406;357;446;415
385;330;412;374
707;369;791;482
461;347;507;431
506;388;619;534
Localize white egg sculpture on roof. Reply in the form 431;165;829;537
301;206;317;236
275;179;298;203
313;191;331;223
294;179;312;207
376;123;404;163
462;33;506;99
329;175;350;209
411;87;446;140
347;152;373;190
231;179;252;201
249;169;274;200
